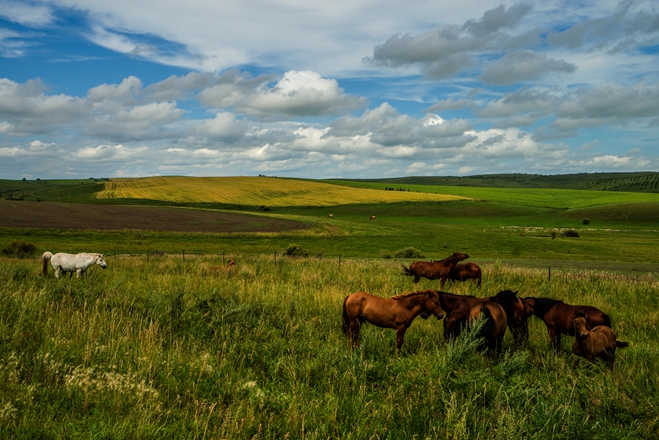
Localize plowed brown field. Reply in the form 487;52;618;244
0;201;308;233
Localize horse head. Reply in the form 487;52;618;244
421;291;444;320
96;254;107;269
453;252;469;261
574;310;589;339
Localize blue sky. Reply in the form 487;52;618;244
1;0;658;179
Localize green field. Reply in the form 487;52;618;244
1;174;658;437
1;255;657;439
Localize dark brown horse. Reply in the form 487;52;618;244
572;311;628;370
468;301;508;356
402;252;469;288
342;290;444;350
437;289;522;343
524;297;611;351
448;262;482;288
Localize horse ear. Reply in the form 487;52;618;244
574;310;587;319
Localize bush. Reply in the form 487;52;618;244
394;247;425;259
380;251;393;259
2;240;37;259
562;230;580;238
284;244;308;257
582;218;591;225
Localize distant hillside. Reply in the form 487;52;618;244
345;172;659;193
94;176;468;207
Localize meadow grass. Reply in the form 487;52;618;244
1;255;658;439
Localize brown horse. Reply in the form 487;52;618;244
468;301;508;356
437;289;522;343
572;311;628;370
402;252;469;288
448;262;482;288
342;290;444;350
524;297;611;351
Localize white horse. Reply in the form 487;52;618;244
42;252;107;278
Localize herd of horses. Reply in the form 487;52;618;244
39;250;628;370
344;252;629;370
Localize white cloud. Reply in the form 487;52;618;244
479;50;576;85
0;1;54;26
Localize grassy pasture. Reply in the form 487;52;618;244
1;255;658;439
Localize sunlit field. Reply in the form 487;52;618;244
1;255;658;439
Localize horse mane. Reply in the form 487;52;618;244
391;290;435;301
527;297;561;318
490;290;517;318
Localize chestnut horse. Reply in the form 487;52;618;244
448;262;482;288
468;301;508;356
402;252;469;288
440;290;521;344
572;311;628;370
524;297;611;351
342;290;444;350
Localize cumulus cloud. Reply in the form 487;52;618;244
198;70;367;119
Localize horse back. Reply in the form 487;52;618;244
409;261;446;279
554;303;609;335
470;301;507;335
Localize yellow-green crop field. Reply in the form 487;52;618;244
96;176;469;206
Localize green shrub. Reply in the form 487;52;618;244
380;250;393;259
284;244;308;257
394;246;425;258
582;218;590;225
1;240;37;259
562;229;580;237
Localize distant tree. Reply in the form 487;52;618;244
582;219;590;225
562;230;580;238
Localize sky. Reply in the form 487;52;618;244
0;0;658;180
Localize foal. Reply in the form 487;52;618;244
572;311;628;370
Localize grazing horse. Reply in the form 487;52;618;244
572;311;628;370
524;297;611;351
468;301;508;356
342;290;444;350
448;262;482;288
370;216;376;220
328;214;334;218
42;251;107;278
402;252;469;288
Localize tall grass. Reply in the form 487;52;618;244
0;256;657;439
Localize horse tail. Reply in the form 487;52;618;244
401;265;412;276
342;296;350;335
42;252;53;276
602;312;612;328
616;340;629;348
477;307;496;339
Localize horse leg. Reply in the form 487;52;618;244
352;320;361;348
413;275;420;284
395;328;407;350
548;328;560;351
76;269;82;278
54;267;61;278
